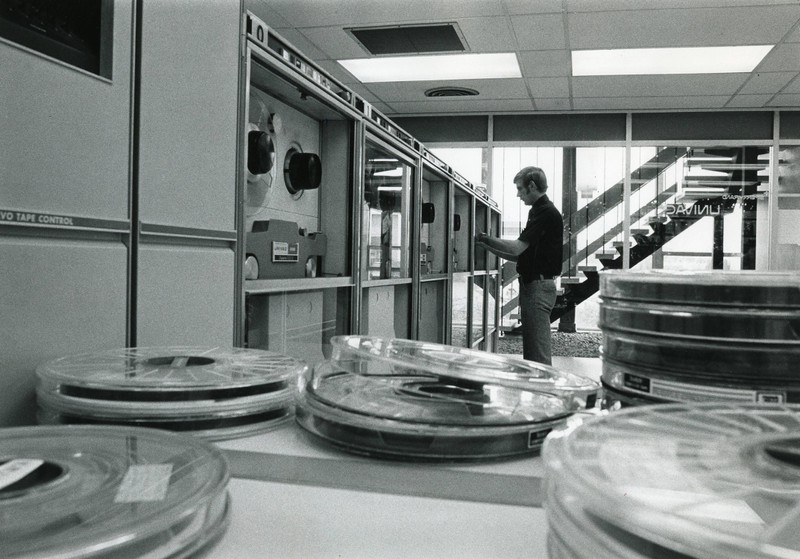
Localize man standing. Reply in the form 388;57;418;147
475;166;563;364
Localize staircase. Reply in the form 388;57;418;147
500;146;768;328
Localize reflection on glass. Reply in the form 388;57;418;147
453;189;472;273
420;173;449;276
451;275;468;347
630;146;769;272
472;277;485;342
245;288;351;363
418;280;446;343
475;204;488;271
361;284;411;340
776;146;800;270
487;275;498;331
363;143;412;279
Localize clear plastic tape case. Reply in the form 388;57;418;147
599;298;800;343
329;335;600;410
294;336;602;461
0;425;230;559
35;347;306;441
542;403;800;559
599;270;800;308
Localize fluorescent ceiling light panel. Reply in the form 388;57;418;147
338;53;520;83
572;45;773;76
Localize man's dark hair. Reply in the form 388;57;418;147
514;166;548;193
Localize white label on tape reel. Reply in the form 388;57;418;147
114;464;174;503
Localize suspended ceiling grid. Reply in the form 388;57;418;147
249;0;800;116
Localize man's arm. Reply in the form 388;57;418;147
475;232;529;261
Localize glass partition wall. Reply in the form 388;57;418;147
773;144;800;270
417;164;450;344
487;143;775;333
360;136;415;340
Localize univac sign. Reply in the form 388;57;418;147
664;203;722;219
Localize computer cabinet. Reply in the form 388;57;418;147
238;12;502;361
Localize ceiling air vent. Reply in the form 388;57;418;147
424;87;479;97
349;23;466;55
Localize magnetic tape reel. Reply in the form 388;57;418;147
543;402;800;559
599;270;800;308
329;335;601;410
36;346;305;441
0;425;230;559
296;336;598;461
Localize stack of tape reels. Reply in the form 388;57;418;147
543;402;800;559
598;270;800;407
36;346;306;441
295;335;600;461
0;425;230;558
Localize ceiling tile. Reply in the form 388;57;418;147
511;14;567;50
574;96;732;110
780;75;800;93
518;50;571;77
296;26;369;59
726;94;772;108
265;0;506;28
786;25;800;42
534;97;572;111
739;72;797;94
758;43;800;72
572;74;748;98
566;0;800;10
768;93;800;106
247;0;291;28
386;98;535;114
528;76;570;97
503;0;564;15
364;78;529;102
457;17;517;52
568;6;800;49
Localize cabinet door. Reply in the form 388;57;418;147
0;236;127;426
138;1;240;231
137;244;234;346
0;0;132;221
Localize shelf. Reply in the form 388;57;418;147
361;277;413;288
245;276;353;294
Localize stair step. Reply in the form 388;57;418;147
560;277;582;285
578;265;597;273
649;216;669;224
631;228;651;236
595;252;617;259
556;288;565;296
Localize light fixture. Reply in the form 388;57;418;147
572;45;773;76
338;53;520;83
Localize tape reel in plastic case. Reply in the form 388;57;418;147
543;403;800;559
295;336;594;461
599;270;800;308
599;298;800;344
601;356;800;406
329;335;601;410
601;329;800;381
297;363;571;461
36;346;305;441
0;425;230;559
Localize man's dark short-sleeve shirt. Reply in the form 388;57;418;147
516;195;563;282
